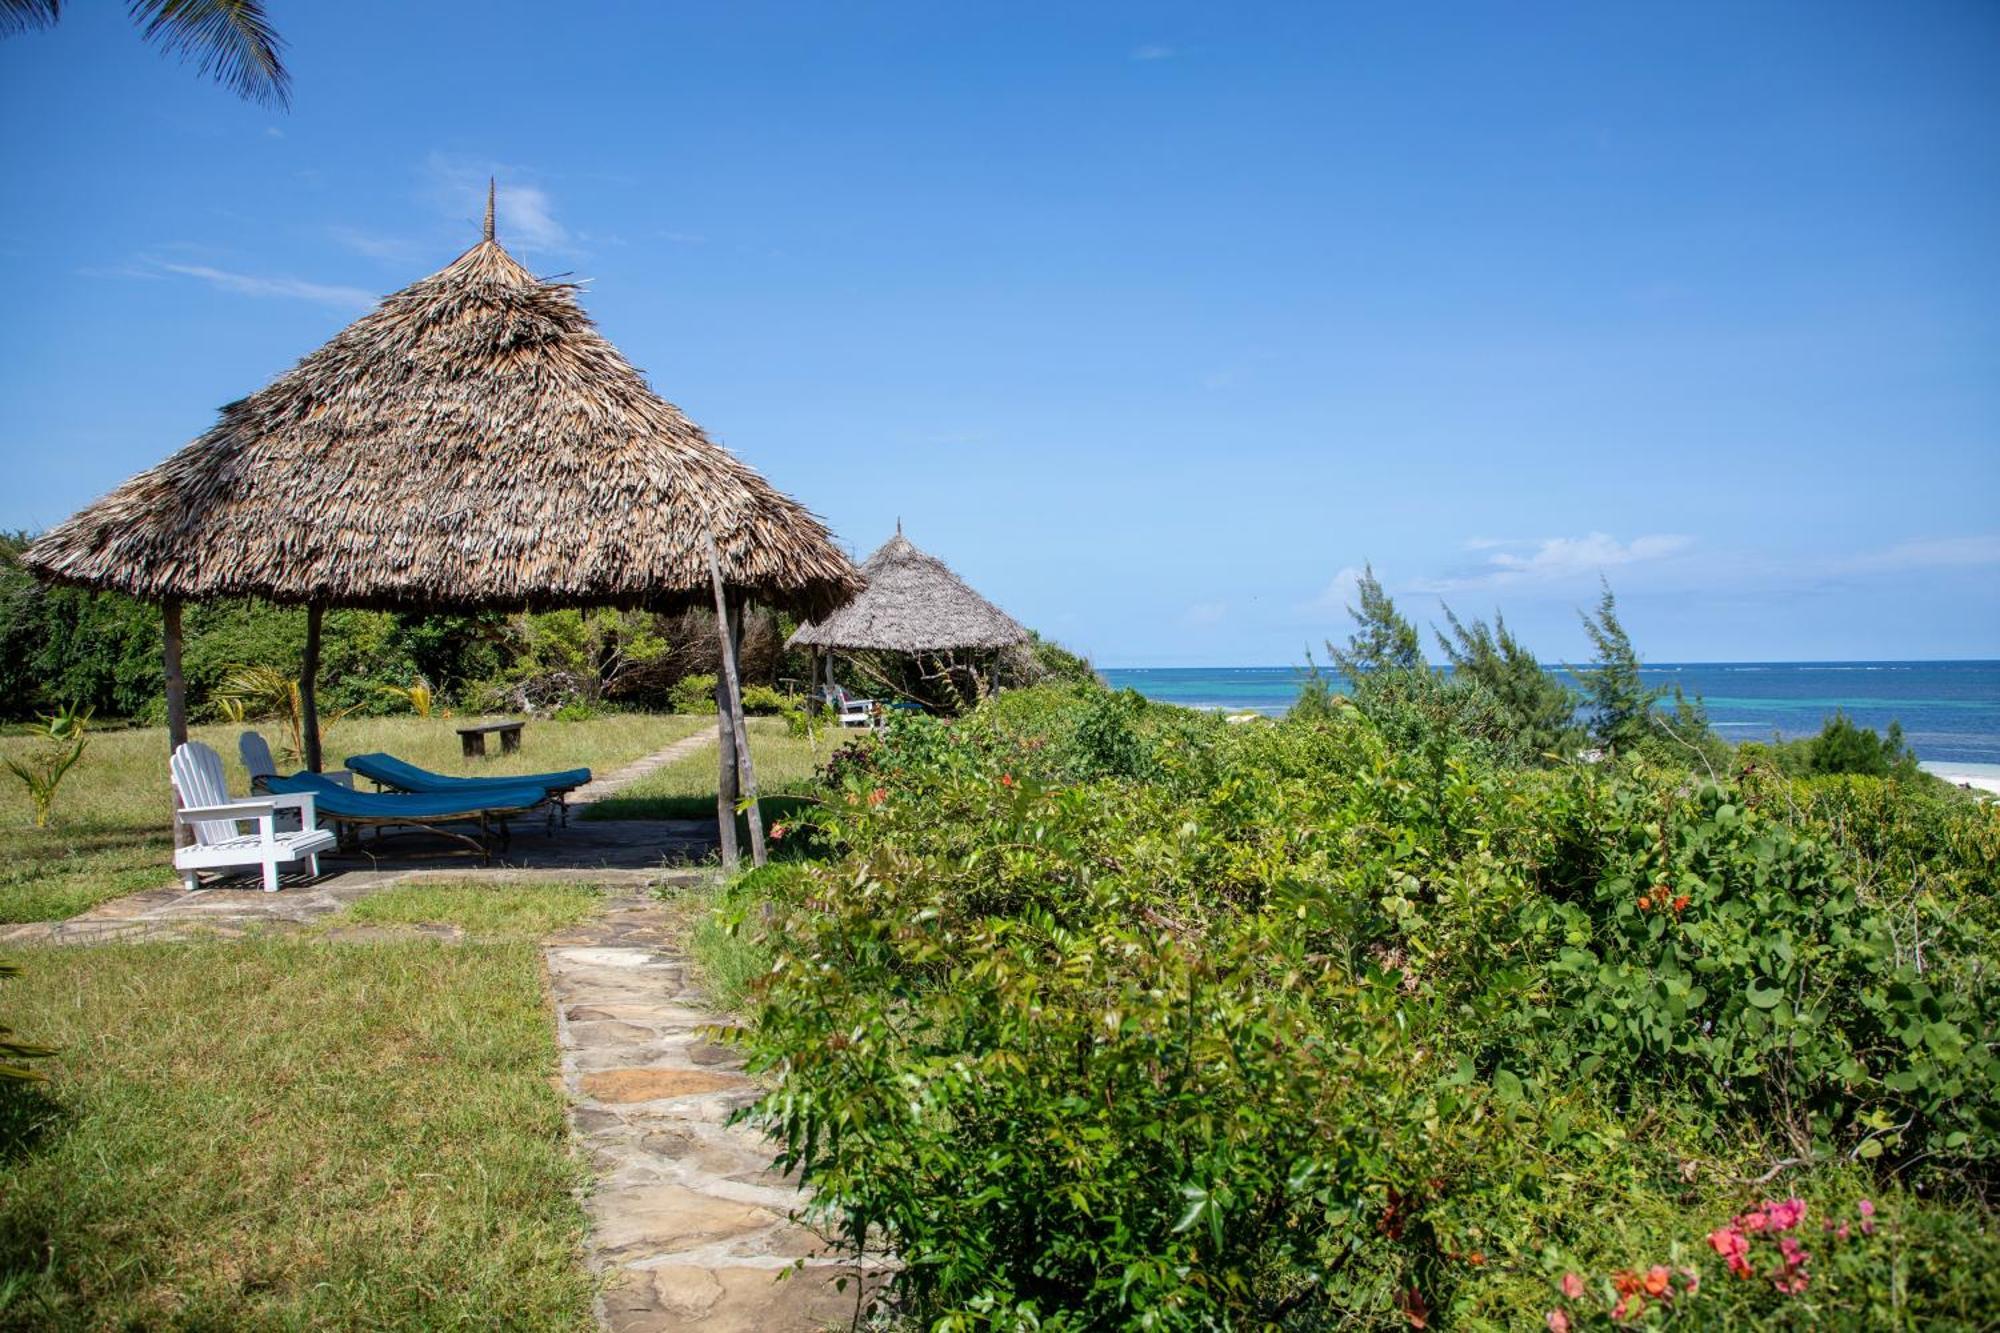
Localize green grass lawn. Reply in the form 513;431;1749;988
337;880;605;937
0;713;708;923
582;716;830;822
0;936;593;1329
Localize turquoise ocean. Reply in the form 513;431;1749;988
1100;662;2000;767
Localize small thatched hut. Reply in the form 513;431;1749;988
26;187;859;862
789;526;1027;705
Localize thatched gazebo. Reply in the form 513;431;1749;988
789;525;1026;706
26;185;860;864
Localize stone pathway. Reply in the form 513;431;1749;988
573;730;718;808
549;881;887;1331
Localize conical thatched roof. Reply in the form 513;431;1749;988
24;225;861;618
788;530;1027;652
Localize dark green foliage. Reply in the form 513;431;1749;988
1328;563;1424;684
0;536;163;721
1807;714;1921;779
0;962;53;1083
723;685;1999;1328
1437;606;1581;762
1023;632;1100;687
1570;581;1664;755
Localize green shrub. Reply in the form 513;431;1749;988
724;684;1998;1327
668;673;718;715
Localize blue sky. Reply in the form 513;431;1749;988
2;2;1995;666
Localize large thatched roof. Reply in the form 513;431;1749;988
25;213;861;618
789;529;1027;652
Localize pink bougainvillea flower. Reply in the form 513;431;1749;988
1767;1197;1806;1232
1679;1266;1700;1296
768;823;787;841
1857;1199;1875;1217
1546;1310;1570;1333
1561;1272;1585;1300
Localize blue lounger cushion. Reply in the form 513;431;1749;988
266;771;552;821
345;752;591;795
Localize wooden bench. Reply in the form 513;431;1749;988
457;721;525;758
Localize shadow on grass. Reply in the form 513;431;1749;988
583;793;818;825
0;1082;65;1167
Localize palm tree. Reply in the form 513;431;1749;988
1;0;289;107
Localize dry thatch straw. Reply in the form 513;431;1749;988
789;528;1027;652
24;225;861;619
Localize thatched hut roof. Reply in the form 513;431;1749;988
24;214;861;618
788;529;1027;652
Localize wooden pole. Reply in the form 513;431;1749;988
301;603;324;773
706;537;767;868
713;646;740;871
730;588;768;865
164;599;190;847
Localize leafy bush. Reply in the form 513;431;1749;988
720;683;1998;1327
668;673;718;715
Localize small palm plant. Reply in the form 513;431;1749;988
4;704;92;829
378;679;436;718
214;666;353;766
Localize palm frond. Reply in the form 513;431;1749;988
130;0;290;108
0;0;62;38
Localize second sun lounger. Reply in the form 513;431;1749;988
263;771;553;862
344;752;592;824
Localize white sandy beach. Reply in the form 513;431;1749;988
1921;762;2000;797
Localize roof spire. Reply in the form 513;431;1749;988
482;178;496;242
896;516;903;535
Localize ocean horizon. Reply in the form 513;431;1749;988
1100;661;2000;766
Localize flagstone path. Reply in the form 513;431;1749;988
571;729;716;809
548;882;889;1330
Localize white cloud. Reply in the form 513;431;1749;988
326;225;422;262
422;154;574;255
155;262;375;311
1410;533;1692;593
1304;565;1368;613
1183;600;1228;627
1838;535;2000;573
1131;43;1174;60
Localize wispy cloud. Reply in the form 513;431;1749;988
155;262;375;311
1409;533;1693;593
1837;535;2000;573
326;225;424;263
1131;43;1174;61
1183;600;1228;627
1303;565;1367;614
422;153;574;255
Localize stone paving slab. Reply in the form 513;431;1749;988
573;730;717;808
550;887;891;1331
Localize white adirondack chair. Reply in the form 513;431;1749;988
170;741;335;892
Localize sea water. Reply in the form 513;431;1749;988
1099;662;2000;766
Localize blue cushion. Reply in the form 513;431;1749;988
345;752;591;795
266;771;550;820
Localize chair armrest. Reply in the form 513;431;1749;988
178;799;276;823
267;791;320;826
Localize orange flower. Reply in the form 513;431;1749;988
1467;1251;1485;1266
1642;1265;1671;1297
867;787;887;807
1000;773;1016;788
1672;894;1690;912
1637;895;1652;911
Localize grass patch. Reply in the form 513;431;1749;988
0;713;707;923
682;863;803;1014
339;880;604;938
583;717;828;822
0;937;592;1329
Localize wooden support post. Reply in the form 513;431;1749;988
706;537;767;868
164;599;190;847
713;658;740;872
301;602;324;773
